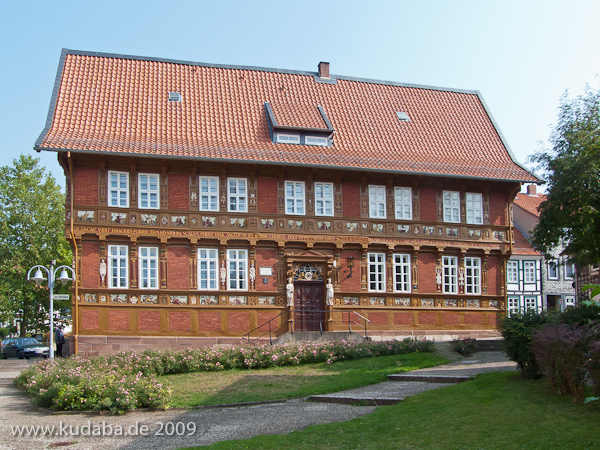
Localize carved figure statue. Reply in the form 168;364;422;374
286;278;294;306
326;278;334;306
99;259;107;284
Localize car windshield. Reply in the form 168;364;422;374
17;338;40;345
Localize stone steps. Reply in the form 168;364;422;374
475;339;505;352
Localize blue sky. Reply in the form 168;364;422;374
1;0;599;189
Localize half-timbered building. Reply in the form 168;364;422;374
35;49;540;355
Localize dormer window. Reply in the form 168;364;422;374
276;134;300;144
305;136;328;146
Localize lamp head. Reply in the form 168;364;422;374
57;268;72;285
31;268;46;286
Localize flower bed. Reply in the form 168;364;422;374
16;338;433;414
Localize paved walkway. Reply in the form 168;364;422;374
0;350;516;450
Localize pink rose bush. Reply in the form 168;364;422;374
16;338;433;414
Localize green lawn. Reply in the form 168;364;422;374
183;372;599;450
165;352;447;407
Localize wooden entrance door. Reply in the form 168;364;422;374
294;281;324;331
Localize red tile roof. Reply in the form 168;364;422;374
512;224;541;256
514;192;546;217
36;49;540;182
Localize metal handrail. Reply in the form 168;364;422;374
243;309;372;345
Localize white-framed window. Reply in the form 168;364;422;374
565;263;576;280
305;136;328;146
524;297;538;311
507;260;519;284
466;193;483;225
565;296;576;307
443;191;460;223
138;174;160;209
198;248;219;290
285;181;305;215
108;171;129;208
368;253;386;292
465;257;481;295
227;249;248;291
314;182;334;216
369;185;386;219
524;261;536;283
199;176;219;212
227;178;248;213
276;134;300;144
443;256;458;294
138;246;159;289
547;261;558;280
394;187;412;220
393;253;411;293
108;245;128;289
507;297;520;315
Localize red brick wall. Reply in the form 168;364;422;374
419;313;436;325
108;310;130;331
139;310;161;331
198;312;221;331
489;192;507;226
74;166;98;205
419;253;437;293
394;312;413;325
168;173;189;210
256;248;277;291
342;181;361;217
169;312;191;332
257;177;278;214
420;187;437;221
257;312;278;331
340;250;362;291
443;313;460;325
488;313;499;326
81;309;99;330
466;313;483;325
168;246;190;289
81;241;100;288
228;312;250;332
487;256;499;296
369;312;388;326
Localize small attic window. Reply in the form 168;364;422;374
276;134;300;144
168;92;182;103
396;111;410;122
305;136;328;147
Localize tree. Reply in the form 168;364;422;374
530;84;600;266
0;155;71;336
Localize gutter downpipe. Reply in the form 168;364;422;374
67;152;78;355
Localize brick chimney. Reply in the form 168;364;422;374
527;184;537;195
318;62;330;79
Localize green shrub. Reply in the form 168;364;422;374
559;303;600;326
452;338;478;356
498;309;552;379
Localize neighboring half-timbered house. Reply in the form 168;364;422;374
35;49;540;355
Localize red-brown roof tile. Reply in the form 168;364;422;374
36;50;540;182
514;192;546;217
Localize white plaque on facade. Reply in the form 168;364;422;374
259;267;273;276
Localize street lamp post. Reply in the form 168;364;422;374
27;260;75;359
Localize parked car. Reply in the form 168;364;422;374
0;338;49;359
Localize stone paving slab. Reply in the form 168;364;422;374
309;351;516;406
